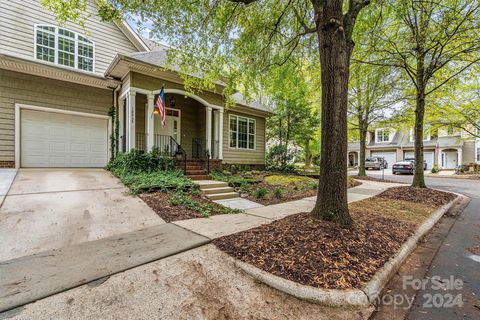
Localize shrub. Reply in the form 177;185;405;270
264;175;315;186
431;165;440;174
254;187;268;199
107;149;175;175
170;192;241;217
273;187;283;199
119;170;195;194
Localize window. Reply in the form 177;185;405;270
410;128;431;142
375;128;391;143
446;125;457;136
35;25;94;72
229;115;255;150
477;146;480;163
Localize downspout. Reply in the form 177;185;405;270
111;84;121;159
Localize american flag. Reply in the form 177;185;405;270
155;87;166;128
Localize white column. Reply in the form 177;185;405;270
118;97;125;152
437;149;443;168
457;148;463;167
206;106;212;158
126;90;136;151
213;110;219;159
218;109;224;160
146;93;154;152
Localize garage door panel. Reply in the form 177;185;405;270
404;151;434;169
21;109;108;168
371;152;396;166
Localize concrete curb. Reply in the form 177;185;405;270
232;195;462;308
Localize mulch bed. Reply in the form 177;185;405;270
140;192;204;222
214;209;417;289
350;175;406;184
377;187;456;207
244;178;361;206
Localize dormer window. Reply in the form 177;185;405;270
410;128;431;142
375;128;391;143
35;25;94;72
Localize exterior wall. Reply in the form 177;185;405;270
222;111;266;165
0;69;111;164
463;141;475;164
0;0;139;76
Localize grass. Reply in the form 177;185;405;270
264;175;316;186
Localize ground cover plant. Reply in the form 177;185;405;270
214;187;456;289
108;150;240;221
212;171;360;205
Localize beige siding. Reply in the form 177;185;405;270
222;111;266;165
463;141;475;164
0;0;139;76
0;69;111;162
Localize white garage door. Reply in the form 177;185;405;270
404;151;434;169
371;151;396;167
21;109;109;167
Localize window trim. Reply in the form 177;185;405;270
34;24;95;72
228;114;256;150
375;128;392;143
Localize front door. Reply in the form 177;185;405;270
153;109;181;153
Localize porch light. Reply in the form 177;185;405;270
152;107;160;115
170;96;176;107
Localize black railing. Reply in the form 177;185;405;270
192;138;210;174
135;133;146;152
154;134;187;174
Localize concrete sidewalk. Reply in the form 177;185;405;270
0;223;209;312
0;169;16;206
174;180;402;239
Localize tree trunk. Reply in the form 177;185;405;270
412;51;427;188
311;1;352;225
305;140;312;168
358;121;367;176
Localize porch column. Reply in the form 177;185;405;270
218;109;224;160
118;97;125;152
146;93;155;152
206;106;212;158
437;149;443;168
457;148;463;167
126;90;136;150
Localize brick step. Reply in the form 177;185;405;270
202;187;234;195
187;175;211;180
185;169;208;175
185;165;204;170
206;192;240;200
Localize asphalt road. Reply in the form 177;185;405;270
359;170;480;319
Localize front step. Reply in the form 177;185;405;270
206;192;240;200
195;181;229;189
186;169;208;175
202;186;235;194
187;174;211;180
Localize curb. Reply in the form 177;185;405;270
232;195;463;307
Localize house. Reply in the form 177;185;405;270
0;0;271;170
348;125;478;170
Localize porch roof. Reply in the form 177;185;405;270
105;49;272;115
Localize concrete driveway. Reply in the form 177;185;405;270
0;169;164;262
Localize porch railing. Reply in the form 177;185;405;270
135;133;146;152
192;138;210;174
154;134;187;174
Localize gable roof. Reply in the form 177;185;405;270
115;22;150;52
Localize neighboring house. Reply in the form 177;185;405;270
0;0;271;169
348;125;477;170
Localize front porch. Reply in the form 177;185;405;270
117;88;224;162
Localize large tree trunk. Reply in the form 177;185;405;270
358;121;367;176
311;0;352;225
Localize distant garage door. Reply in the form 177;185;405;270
404;151;434;170
371;151;397;167
21;108;109;167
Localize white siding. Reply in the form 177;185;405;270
0;0;140;76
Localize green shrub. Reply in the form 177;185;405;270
107;149;175;175
273;187;283;198
169;192;241;217
119;170;195;194
431;165;440;174
254;187;268;199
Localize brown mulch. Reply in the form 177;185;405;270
214;209;417;290
377;186;456;207
140;192;204;222
244;178;361;206
350;175;406;184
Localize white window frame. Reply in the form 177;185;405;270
228;114;256;150
410;128;431;142
34;24;95;72
375;128;391;143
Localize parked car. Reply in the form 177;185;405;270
404;157;427;170
365;157;388;170
392;160;415;174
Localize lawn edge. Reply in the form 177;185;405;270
230;192;464;308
